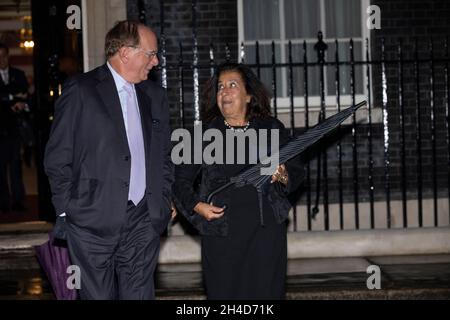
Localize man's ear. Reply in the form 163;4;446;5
118;47;130;64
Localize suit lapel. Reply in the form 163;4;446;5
95;65;129;153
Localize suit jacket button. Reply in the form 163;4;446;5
124;156;130;161
124;182;129;188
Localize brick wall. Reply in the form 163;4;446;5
127;0;238;126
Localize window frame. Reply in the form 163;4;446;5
237;0;371;113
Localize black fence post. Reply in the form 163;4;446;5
240;42;245;63
225;43;231;63
314;31;329;230
138;0;146;24
398;39;407;227
160;0;167;89
209;43;215;77
414;38;423;227
366;38;375;229
381;38;391;228
303;40;312;231
288;41;295;137
445;37;450;224
335;39;344;230
178;42;185;128
271;41;278;117
350;38;359;229
192;0;200;123
429;39;438;227
255;41;261;79
288;41;297;230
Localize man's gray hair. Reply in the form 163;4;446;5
104;20;143;59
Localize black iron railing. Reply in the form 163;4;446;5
138;1;450;232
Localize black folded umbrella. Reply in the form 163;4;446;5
207;100;367;224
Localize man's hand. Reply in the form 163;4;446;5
193;202;225;221
171;202;177;220
11;102;27;113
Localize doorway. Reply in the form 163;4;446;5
0;0;83;223
0;0;37;222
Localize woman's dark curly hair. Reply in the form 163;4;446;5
201;63;272;123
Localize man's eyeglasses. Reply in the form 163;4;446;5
128;46;158;60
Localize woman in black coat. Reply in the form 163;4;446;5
173;63;305;299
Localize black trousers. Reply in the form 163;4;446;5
66;199;160;300
0;135;25;208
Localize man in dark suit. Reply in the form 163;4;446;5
44;21;174;299
0;43;29;213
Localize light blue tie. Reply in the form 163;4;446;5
123;83;146;205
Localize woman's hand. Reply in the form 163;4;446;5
271;164;289;186
193;202;225;221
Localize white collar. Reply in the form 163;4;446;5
106;62;131;92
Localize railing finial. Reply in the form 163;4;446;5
314;31;328;63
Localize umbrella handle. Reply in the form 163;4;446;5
206;181;235;204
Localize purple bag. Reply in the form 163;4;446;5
34;232;78;300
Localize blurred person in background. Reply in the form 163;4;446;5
0;42;30;213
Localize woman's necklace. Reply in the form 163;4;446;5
224;119;250;132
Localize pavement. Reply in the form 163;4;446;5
0;222;449;300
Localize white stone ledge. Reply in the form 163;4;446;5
159;227;450;264
1;227;449;264
0;233;49;250
286;227;450;259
